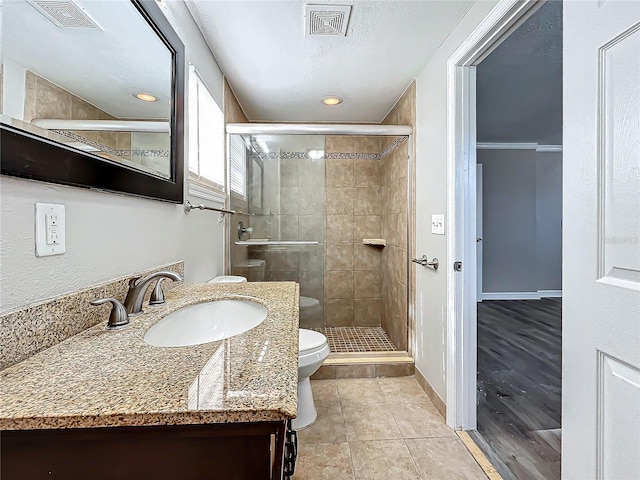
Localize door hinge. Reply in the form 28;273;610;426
453;261;462;272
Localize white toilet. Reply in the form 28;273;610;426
294;328;330;430
208;275;330;430
299;296;322;326
234;259;267;282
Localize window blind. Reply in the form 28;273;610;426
229;134;246;198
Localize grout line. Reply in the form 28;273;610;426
404;438;426;480
337;379;358;480
383;390;424;479
457;431;503;480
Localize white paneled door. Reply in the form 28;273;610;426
563;2;640;479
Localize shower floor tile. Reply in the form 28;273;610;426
316;327;396;353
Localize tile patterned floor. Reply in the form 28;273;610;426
292;377;488;479
316;327;397;353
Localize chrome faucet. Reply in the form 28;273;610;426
90;297;130;329
123;271;183;316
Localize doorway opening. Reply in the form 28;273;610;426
446;1;562;479
473;3;563;478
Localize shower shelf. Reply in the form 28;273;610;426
235;240;319;246
362;238;386;247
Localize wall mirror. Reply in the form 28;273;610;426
0;0;184;202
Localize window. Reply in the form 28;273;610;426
188;65;225;202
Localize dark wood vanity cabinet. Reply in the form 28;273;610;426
1;421;289;480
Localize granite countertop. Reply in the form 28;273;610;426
0;282;299;431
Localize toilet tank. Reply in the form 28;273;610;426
233;259;266;282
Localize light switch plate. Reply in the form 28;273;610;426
35;203;66;257
431;214;445;235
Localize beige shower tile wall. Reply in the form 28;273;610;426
324;136;383;327
380;82;415;351
23;71;130;157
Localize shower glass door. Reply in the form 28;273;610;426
228;134;326;328
227;130;411;352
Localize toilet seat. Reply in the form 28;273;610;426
299;328;327;355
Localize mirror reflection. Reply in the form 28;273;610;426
0;0;173;179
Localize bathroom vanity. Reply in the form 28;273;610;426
0;282;299;479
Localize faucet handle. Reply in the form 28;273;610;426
149;278;167;306
90;298;130;329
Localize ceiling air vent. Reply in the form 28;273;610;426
26;0;102;29
305;4;352;36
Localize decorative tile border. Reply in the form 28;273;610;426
52;130;170;158
325;152;380;160
249;135;409;161
0;262;184;371
379;135;408;159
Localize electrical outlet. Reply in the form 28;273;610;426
35;203;66;257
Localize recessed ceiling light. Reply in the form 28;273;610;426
322;96;343;106
134;92;157;102
307;149;325;160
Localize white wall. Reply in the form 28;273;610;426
479;149;538;293
413;0;499;402
478;149;562;294
536;152;562;290
0;0;226;313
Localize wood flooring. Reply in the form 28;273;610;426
476;298;562;480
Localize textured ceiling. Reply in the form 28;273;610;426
186;0;474;123
476;1;563;144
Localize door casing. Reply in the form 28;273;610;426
445;0;545;430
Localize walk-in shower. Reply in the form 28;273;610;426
226;124;412;354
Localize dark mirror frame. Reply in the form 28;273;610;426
0;0;185;203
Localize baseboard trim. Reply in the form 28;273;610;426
481;290;562;301
414;367;446;420
537;289;563;298
481;291;540;300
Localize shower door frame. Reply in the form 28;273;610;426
225;123;415;354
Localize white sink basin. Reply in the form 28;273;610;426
144;299;268;347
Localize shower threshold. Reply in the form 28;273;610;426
312;349;414;379
310;327;413;379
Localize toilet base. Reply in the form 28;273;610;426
292;376;317;430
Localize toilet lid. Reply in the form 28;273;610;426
299;329;327;353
